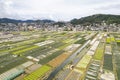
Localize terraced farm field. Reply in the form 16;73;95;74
48;53;69;67
12;45;39;55
93;42;105;60
0;31;119;80
38;50;65;64
75;54;92;74
113;35;120;80
23;65;52;80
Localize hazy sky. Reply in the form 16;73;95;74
0;0;120;21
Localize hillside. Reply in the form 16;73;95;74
0;18;54;23
0;14;120;25
70;14;120;25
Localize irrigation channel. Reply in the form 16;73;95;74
46;40;91;80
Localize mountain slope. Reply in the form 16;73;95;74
71;14;120;25
0;18;54;23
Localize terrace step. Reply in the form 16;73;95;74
85;75;97;80
86;71;97;76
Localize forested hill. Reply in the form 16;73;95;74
0;18;54;23
70;14;120;25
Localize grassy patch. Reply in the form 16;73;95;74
24;65;51;80
106;37;111;43
93;43;105;60
12;45;39;55
76;54;92;73
106;36;115;43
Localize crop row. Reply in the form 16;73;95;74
75;54;92;74
39;50;64;64
93;42;105;60
12;45;39;55
103;54;113;71
24;65;51;80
